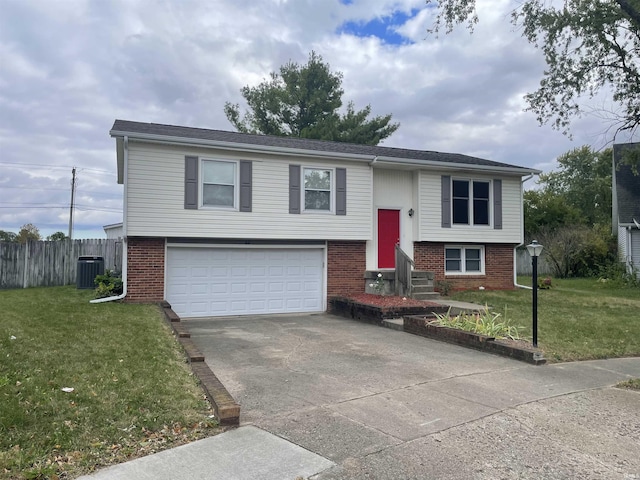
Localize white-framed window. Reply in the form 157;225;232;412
201;159;237;208
452;179;490;226
303;167;333;212
445;246;485;274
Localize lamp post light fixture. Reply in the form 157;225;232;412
526;240;544;347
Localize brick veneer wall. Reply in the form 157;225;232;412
126;237;165;302
327;241;366;298
414;242;515;290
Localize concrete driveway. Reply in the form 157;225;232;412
187;313;640;479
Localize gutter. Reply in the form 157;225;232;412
514;173;537;290
91;136;128;304
109;130;540;176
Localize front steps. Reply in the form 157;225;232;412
410;270;440;301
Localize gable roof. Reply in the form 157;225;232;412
613;142;640;225
110;119;540;177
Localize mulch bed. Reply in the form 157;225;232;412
347;293;440;308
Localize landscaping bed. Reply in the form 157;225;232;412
404;315;546;365
330;295;449;325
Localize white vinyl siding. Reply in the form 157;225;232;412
419;171;523;243
125;142;372;239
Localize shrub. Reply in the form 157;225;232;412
436;280;452;296
369;272;384;294
538;276;553;289
94;270;123;298
430;306;522;340
596;262;640;288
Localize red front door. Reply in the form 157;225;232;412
378;209;400;268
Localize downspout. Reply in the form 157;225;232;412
91;136;128;303
369;155;378;166
514;174;535;290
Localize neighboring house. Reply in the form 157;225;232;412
110;119;539;318
612;142;640;279
103;222;123;240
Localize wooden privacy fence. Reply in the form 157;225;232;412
0;239;122;289
516;248;552;276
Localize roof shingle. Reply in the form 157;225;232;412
111;119;536;173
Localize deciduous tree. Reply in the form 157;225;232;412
16;223;41;243
538;146;612;227
46;231;67;241
429;0;640;155
0;230;17;242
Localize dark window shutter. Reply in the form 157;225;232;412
493;179;502;229
441;175;451;228
289;164;301;214
184;156;198;209
239;161;252;212
336;168;346;215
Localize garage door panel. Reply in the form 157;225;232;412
167;247;323;317
191;283;208;295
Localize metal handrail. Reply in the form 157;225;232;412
395;244;414;296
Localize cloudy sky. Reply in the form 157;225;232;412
1;0;637;239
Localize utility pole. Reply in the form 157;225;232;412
68;167;76;239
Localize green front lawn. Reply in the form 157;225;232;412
0;287;221;480
450;277;640;362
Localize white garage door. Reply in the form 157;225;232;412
166;247;324;318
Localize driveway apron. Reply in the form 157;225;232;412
187;313;640;479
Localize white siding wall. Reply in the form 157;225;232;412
618;225;640;278
126;142;372;239
618;225;629;263
631;230;640;278
366;169;415;269
418;171;523;243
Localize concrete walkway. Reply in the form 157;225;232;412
79;314;640;480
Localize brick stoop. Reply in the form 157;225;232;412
159;303;241;426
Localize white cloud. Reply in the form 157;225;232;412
0;0;636;238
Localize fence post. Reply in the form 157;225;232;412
22;241;29;288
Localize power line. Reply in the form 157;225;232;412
0;162;114;176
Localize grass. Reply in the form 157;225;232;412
616;379;640;390
0;286;221;480
450;277;640;362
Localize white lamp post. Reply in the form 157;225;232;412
526;240;544;347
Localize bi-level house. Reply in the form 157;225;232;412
109;120;539;318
